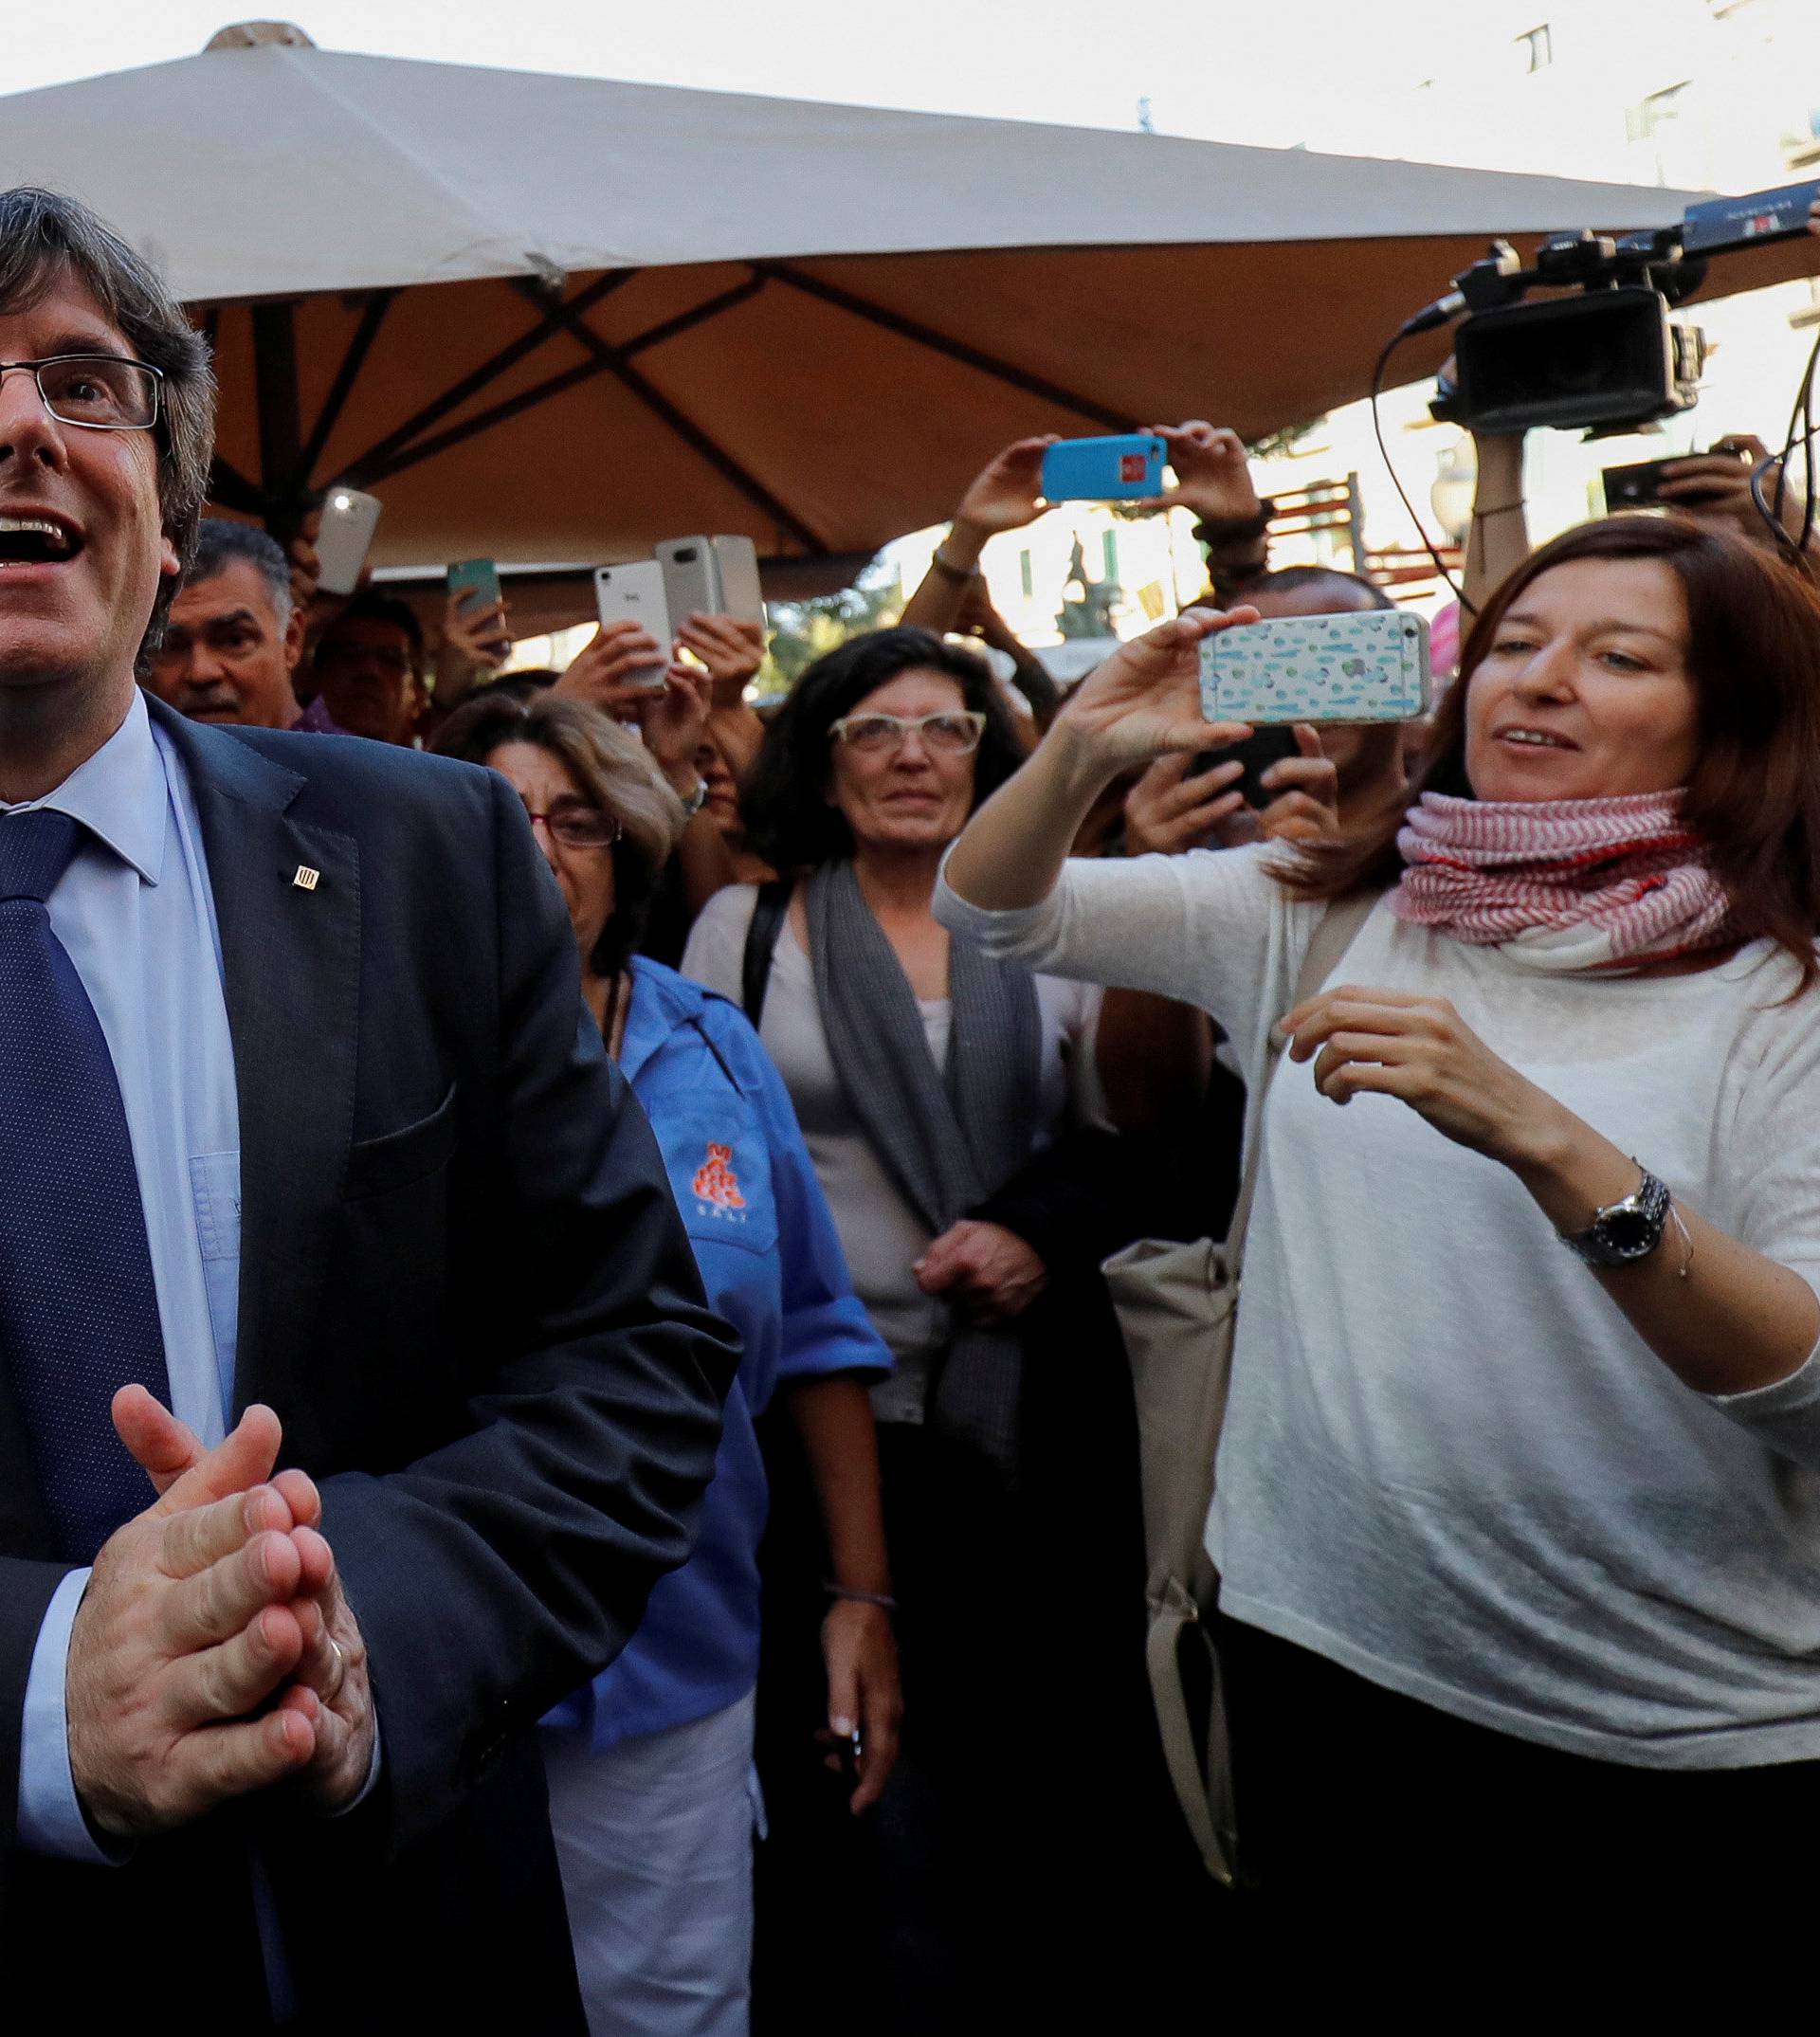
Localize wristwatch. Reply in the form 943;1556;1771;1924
1556;1164;1671;1267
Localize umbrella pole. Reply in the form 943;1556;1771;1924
251;299;307;548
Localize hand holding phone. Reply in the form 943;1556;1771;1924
953;435;1059;536
1603;444;1751;511
1190;725;1301;808
592;562;671;689
673;611;765;698
1648;436;1779;540
1142;422;1262;523
1125;752;1247;855
816;1592;901;1817
1055;609;1255;777
556;618;673;716
444;558;509;671
1131;728;1337;854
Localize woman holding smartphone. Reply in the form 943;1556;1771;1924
936;514;1820;1898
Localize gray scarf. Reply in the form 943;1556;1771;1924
806;858;1043;1480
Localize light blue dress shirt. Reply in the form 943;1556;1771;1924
9;690;243;1861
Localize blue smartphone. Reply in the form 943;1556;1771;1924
1040;434;1166;501
447;556;503;613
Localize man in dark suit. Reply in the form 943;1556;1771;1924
0;189;739;2026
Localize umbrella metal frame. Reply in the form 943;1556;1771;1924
206;261;1138;558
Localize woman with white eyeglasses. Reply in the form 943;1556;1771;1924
684;628;1184;2023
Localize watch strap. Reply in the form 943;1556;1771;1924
1556;1164;1671;1267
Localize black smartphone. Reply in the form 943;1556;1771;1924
1603;443;1750;510
1188;725;1300;809
832;1728;862;1790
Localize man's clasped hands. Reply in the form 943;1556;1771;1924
65;1388;375;1839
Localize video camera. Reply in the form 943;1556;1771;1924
1419;178;1820;437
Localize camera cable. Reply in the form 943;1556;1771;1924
1753;321;1820;573
1370;321;1474;614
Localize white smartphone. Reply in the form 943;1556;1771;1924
1199;608;1431;725
592;561;672;689
709;535;765;631
315;485;383;595
653;537;720;622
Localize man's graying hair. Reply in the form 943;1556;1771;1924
191;518;292;630
0;188;215;657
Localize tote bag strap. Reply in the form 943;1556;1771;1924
1225;888;1380;1274
740;878;795;1028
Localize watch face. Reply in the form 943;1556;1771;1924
1603;1207;1660;1254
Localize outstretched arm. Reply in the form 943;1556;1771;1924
900;436;1058;635
1462;430;1528;618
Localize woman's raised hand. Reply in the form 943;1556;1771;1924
1056;605;1258;773
953;434;1061;539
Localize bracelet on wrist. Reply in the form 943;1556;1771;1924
1193;499;1274;545
825;1581;897;1611
1472;500;1526;518
1208;563;1270;608
929;547;979;586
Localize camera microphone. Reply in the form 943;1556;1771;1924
1397;242;1524;339
1400;292;1465;338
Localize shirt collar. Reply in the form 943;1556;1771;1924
0;689;167;885
617;960;704;1087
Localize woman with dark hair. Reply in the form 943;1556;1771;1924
683;628;1179;2017
432;692;900;2034
938;516;1820;1899
687;627;1087;1448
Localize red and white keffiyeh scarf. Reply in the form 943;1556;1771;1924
1389;790;1738;973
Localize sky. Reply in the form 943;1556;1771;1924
2;0;1463;148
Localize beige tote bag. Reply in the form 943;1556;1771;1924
1102;893;1375;1885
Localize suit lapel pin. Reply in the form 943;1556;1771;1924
293;864;321;892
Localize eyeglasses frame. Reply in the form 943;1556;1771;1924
524;806;623;850
0;354;166;433
827;708;988;755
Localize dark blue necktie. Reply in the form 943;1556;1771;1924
0;809;172;1561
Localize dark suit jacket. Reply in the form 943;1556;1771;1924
0;701;740;2028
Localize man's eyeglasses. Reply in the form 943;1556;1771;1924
523;804;622;849
0;355;164;432
828;710;987;756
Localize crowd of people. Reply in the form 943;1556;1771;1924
8;176;1820;2030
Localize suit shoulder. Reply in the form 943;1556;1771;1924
224;727;500;824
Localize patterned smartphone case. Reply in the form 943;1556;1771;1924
1198;609;1431;724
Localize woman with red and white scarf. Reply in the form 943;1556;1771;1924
935;514;1820;1901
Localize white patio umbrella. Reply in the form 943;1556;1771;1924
2;21;1809;603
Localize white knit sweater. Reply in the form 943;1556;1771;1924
937;844;1820;1768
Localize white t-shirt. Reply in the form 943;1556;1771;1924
682;883;1103;1426
937;843;1820;1769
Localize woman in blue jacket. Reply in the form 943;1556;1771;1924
436;692;899;2037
